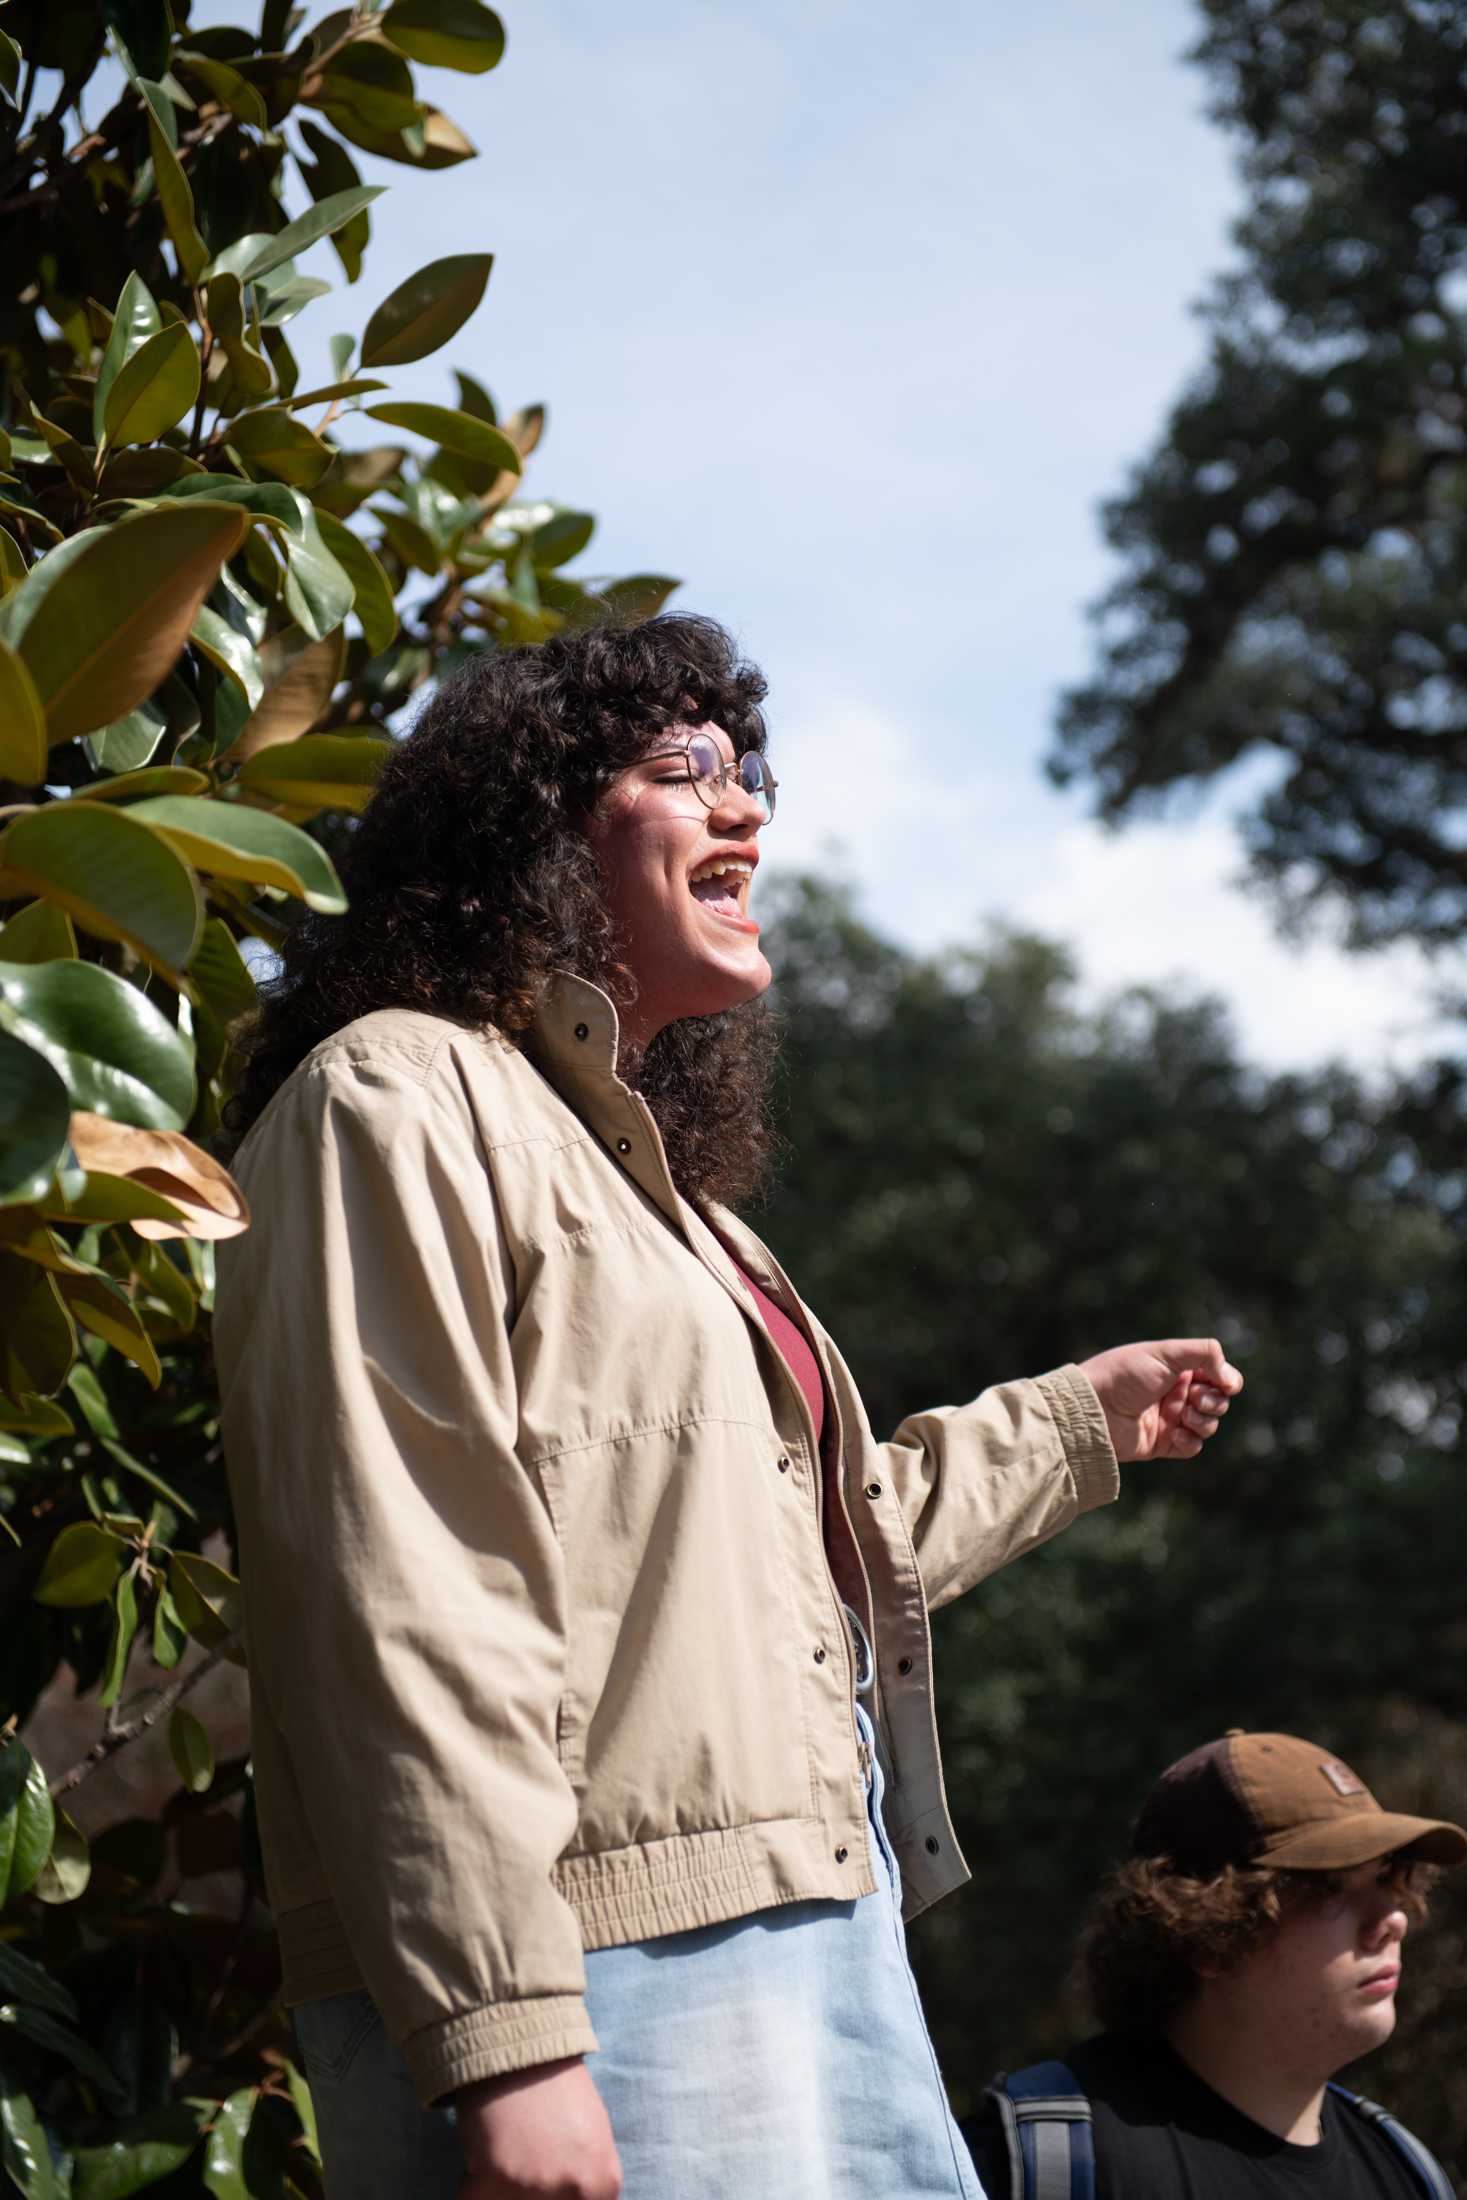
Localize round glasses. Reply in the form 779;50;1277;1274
643;732;777;822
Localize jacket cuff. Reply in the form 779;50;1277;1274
403;1992;600;2107
1035;1364;1119;1514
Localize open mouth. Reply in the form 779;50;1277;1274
688;855;754;921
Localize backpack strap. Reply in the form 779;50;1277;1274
1328;2083;1455;2200
978;2061;1096;2200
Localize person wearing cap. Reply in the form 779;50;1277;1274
964;1728;1466;2199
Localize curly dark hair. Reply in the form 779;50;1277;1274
1081;1853;1437;2035
226;614;779;1207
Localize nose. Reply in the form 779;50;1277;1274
712;771;767;831
1366;1900;1409;1951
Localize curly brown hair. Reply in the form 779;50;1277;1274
1081;1854;1437;2035
226;615;779;1207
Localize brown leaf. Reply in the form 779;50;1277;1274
66;1112;251;1241
228;629;348;763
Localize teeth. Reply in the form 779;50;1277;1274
691;858;753;881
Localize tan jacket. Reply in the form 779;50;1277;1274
214;976;1118;2106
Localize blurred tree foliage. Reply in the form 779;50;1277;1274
758;875;1467;2173
1052;0;1467;952
0;0;668;2187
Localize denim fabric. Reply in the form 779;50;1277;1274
293;1616;985;2200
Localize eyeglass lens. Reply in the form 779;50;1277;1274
687;735;775;820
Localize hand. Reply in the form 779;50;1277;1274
1077;1337;1243;1463
456;2057;622;2200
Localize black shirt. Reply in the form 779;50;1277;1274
963;2034;1443;2200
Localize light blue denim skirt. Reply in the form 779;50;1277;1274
294;1620;984;2200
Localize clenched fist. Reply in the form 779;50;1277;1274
1078;1337;1244;1463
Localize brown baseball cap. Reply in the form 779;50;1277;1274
1131;1730;1467;1875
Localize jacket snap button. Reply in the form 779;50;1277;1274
864;1481;882;1499
776;1455;790;1473
925;1836;940;1855
835;1845;849;1863
812;1645;826;1664
574;1023;589;1041
616;1138;631;1154
897;1656;913;1676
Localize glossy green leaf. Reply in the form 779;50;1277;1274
175;47;269;127
82;766;210;804
0;1256;77;1401
0;1393;73;1437
0;27;20;99
191;609;265;710
33;1519;129;1606
85;697;169;775
227;407;331;487
0;903;77;964
231;187;384;287
169;1551;242;1651
159;473;309;537
61;1274;163;1387
0;500;250;745
152;1583;188;1669
0;2068;60;2200
92;273;163;447
281;506;354;640
73;2104;204;2197
169;1706;214;1794
285;376;387;409
381;0;505;71
203;271;274;407
237;732;389;814
1;2004;122;2099
453;369;497;423
0;960;196;1130
43;1174;185;1230
361;252;492;368
0;524;26;600
258;273;333;329
122;797;348;913
0;1942;77;2023
295;122;371;284
97;1567;140;1708
313;39;418;131
188;919;258;1026
33;1809;90;1905
313;509;397;653
0;1739;55;1903
371;504;441;576
102;324;200;451
0;640;46;785
0;1029;70;1206
0;804;204;973
598;574;681;622
365;401;521;474
201;2088;253;2198
142;90;209;285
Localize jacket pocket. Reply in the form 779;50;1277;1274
538;1416;817;1850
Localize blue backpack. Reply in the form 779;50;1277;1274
971;2060;1454;2200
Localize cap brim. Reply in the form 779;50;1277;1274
1260;1813;1467;1871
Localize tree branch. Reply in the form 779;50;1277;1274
48;1635;241;1799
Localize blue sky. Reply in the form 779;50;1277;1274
208;0;1451;1069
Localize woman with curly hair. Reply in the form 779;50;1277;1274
214;613;1243;2200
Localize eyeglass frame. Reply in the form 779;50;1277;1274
640;733;778;820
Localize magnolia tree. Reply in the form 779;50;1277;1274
0;2;670;2185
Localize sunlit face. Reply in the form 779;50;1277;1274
1210;1859;1411;2074
583;721;773;1051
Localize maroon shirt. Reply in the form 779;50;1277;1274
728;1257;826;1449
